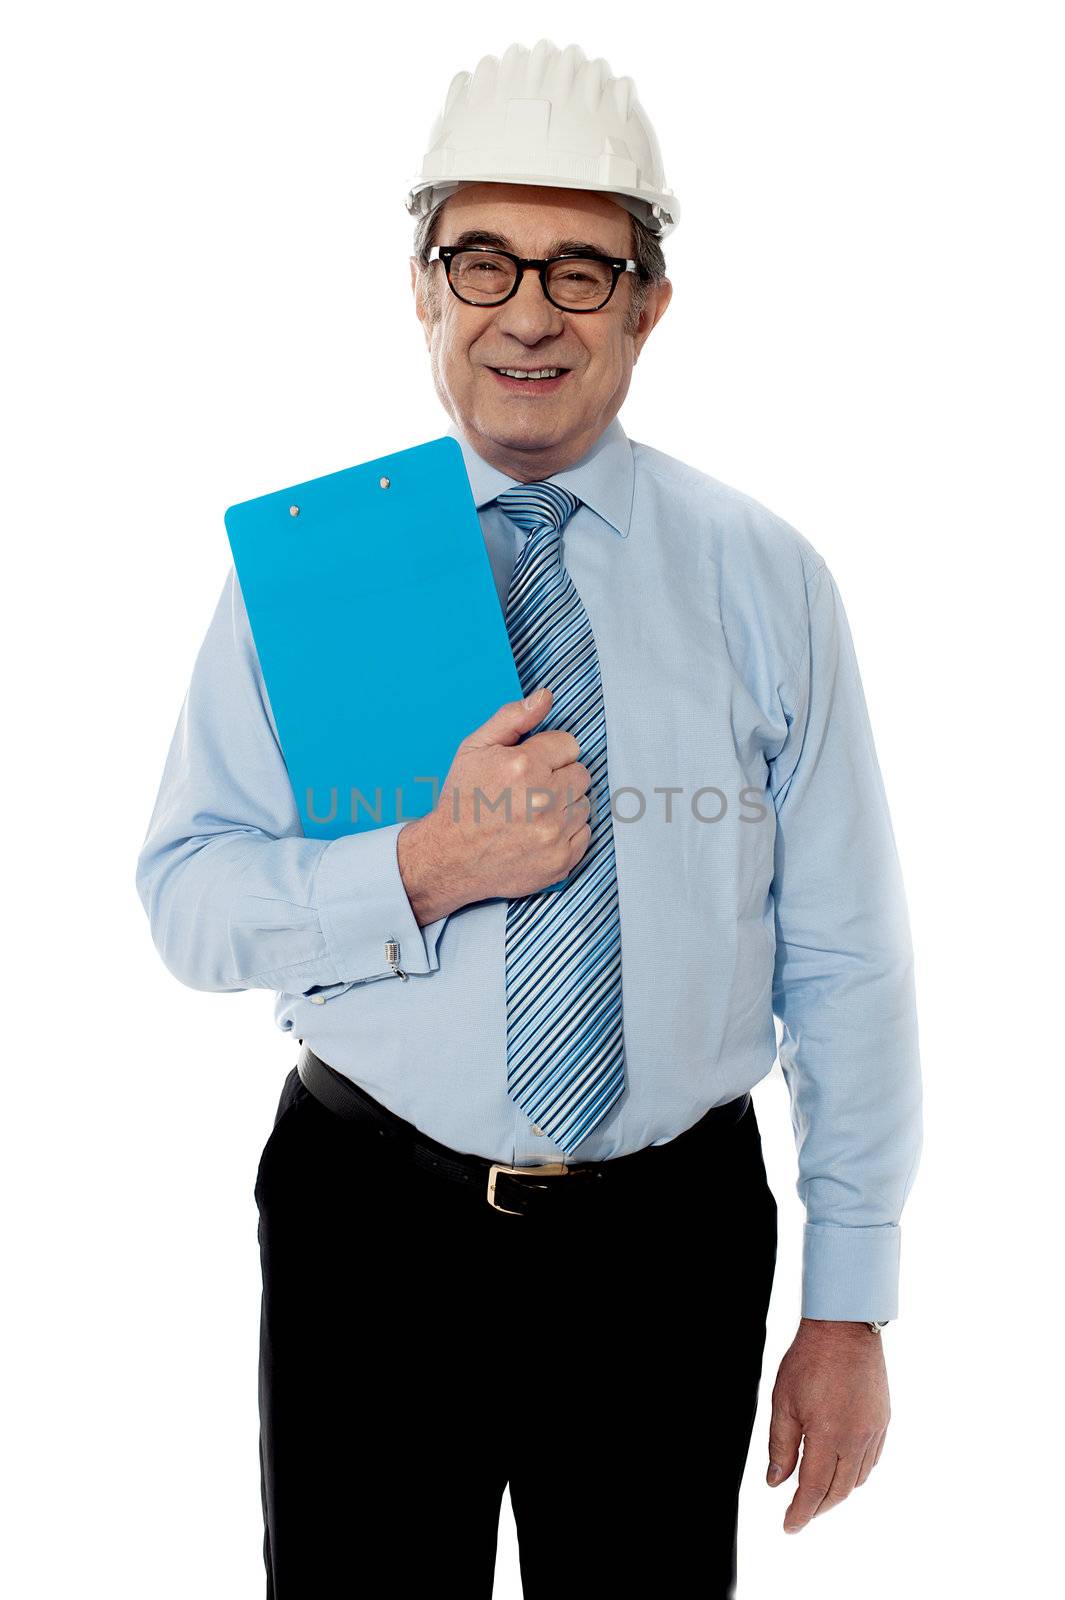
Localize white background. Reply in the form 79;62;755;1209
5;3;1061;1595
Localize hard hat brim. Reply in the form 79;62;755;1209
405;174;679;239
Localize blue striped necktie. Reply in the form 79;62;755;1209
494;480;626;1156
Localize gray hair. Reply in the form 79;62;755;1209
412;194;667;334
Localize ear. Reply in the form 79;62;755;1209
633;276;673;360
410;257;431;345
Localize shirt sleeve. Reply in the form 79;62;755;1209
134;566;449;996
769;559;923;1321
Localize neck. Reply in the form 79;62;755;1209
452;416;607;482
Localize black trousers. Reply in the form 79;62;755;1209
255;1065;777;1598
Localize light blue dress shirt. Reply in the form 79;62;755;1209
135;414;922;1321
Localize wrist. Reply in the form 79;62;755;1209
397;815;474;924
799;1317;883;1338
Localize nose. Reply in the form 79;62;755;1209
493;266;566;342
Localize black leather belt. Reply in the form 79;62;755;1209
296;1042;752;1217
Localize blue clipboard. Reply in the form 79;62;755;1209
225;436;571;893
224;436;525;843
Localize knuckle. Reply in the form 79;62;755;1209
796;1478;831;1504
532;814;556;845
798;1478;833;1498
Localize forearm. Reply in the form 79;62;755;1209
136;830;337;992
778;943;922;1320
777;934;914;1318
136;820;446;993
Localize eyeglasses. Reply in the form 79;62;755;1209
428;246;637;313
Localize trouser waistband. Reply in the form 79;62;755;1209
295;1042;752;1217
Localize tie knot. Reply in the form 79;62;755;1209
493;481;580;537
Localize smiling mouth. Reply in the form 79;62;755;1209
488;366;572;389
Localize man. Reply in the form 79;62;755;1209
135;38;922;1600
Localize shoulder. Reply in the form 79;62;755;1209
630;436;827;591
629;437;830;688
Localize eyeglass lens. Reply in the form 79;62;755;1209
449;250;615;308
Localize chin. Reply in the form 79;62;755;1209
484;415;567;446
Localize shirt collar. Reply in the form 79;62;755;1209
442;414;634;539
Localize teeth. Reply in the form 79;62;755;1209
496;368;562;379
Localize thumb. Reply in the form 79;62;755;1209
767;1410;802;1486
465;686;552;748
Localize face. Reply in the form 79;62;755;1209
410;183;672;482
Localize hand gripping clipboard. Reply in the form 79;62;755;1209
224;435;525;848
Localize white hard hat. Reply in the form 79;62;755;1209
404;38;680;240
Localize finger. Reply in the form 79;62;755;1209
871;1428;887;1470
563;794;592;830
853;1441;875;1488
855;1432;883;1488
784;1441;837;1533
767;1407;802;1485
554;759;591;794
525;728;581;768
812;1450;863;1517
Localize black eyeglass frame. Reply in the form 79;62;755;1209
428;245;638;313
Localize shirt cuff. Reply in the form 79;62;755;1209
801;1222;901;1322
315;821;447;982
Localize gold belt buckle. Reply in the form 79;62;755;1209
487;1161;570;1214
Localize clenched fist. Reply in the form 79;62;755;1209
397;686;593;924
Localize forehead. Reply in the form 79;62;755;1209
437;183;632;256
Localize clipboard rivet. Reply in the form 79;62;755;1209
379;476;390;489
289;504;300;517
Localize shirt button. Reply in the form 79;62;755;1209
531;1124;545;1136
